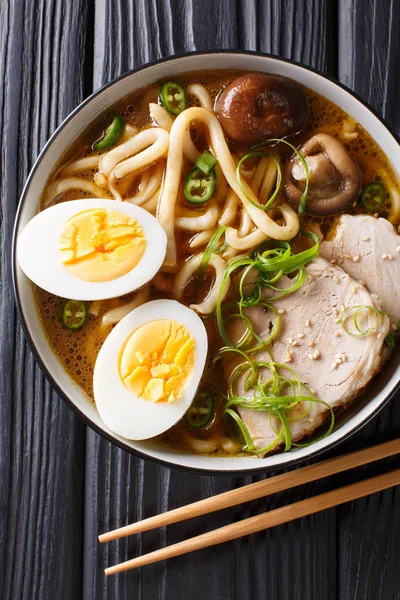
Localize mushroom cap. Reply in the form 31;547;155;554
215;73;308;145
284;133;361;215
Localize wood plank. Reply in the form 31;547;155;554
337;2;400;598
0;1;90;598
85;1;338;599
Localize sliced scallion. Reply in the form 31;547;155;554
195;225;227;290
251;138;310;215
236;152;282;211
196;151;218;174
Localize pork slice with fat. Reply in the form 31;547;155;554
320;215;400;320
224;257;390;455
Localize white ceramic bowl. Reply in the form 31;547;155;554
13;51;400;474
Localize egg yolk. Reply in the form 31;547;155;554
119;320;196;403
59;209;146;282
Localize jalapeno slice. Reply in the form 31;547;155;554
360;182;386;212
184;167;216;205
160;81;187;116
61;300;88;331
93;114;124;151
186;390;215;429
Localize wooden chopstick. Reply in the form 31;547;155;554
105;467;400;574
99;438;400;543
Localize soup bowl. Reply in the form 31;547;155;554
12;51;400;474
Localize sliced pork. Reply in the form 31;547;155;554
320;215;400;320
225;257;390;455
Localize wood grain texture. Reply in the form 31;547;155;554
1;0;400;598
337;2;400;598
0;1;89;598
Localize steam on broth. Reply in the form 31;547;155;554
30;69;400;457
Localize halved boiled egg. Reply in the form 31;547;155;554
17;199;167;300
93;300;208;440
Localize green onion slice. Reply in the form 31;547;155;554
186;390;215;429
160;81;187;116
236;152;282;211
340;305;400;348
184;167;216;205
195;225;227;291
360;182;386;212
196;151;218;174
61;300;88;331
93;114;124;151
209;226;331;455
251;139;310;215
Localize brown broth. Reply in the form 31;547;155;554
34;69;400;456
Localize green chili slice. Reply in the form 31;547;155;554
160;81;187;116
196;151;218;174
61;300;88;331
360;182;386;212
184;167;216;205
186;390;215;429
93;114;124;151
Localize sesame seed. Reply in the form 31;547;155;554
362;236;371;242
292;340;300;346
331;362;338;370
308;354;314;360
377;332;384;339
287;337;293;344
333;331;340;337
387;254;393;260
396;246;400;253
333;276;339;283
330;258;337;265
284;355;292;363
381;254;387;260
333;307;339;316
341;353;348;361
297;333;305;339
344;254;352;259
308;340;316;347
308;274;315;281
306;319;312;327
391;323;397;331
334;358;342;365
352;284;358;294
312;349;320;360
374;212;379;218
358;280;365;286
334;317;341;323
352;255;361;263
278;308;285;314
341;305;345;312
309;387;316;394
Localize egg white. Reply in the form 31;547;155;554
17;199;167;300
93;299;208;440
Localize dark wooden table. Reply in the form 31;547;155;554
1;1;400;598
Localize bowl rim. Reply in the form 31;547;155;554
12;49;400;476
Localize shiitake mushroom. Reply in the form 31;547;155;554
284;133;361;215
215;73;308;145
